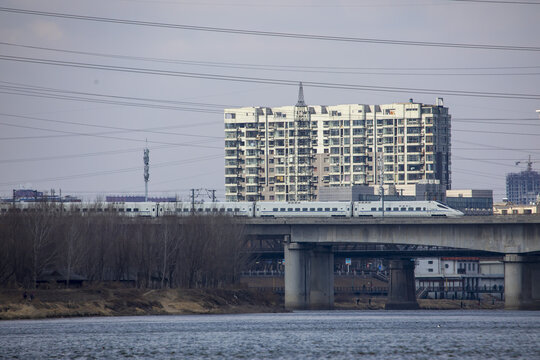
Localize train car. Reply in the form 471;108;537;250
353;200;463;217
166;201;255;217
255;201;352;217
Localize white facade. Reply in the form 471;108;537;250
225;97;451;202
415;257;503;300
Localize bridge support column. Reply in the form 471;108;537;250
284;242;333;310
284;242;310;310
504;255;540;310
309;245;334;310
385;259;420;310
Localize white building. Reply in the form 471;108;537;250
415;257;503;300
225;84;451;201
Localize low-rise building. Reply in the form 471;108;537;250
415;257;503;300
493;200;540;215
446;189;493;216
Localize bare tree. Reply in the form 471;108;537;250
24;202;59;288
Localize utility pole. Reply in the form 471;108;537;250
379;152;384;218
144;140;150;202
209;189;216;202
190;188;196;214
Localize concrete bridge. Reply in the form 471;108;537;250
244;216;540;310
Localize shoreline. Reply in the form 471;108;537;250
0;287;284;321
0;288;505;321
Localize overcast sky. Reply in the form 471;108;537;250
0;0;539;202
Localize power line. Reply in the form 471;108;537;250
0;154;222;186
1;7;539;51
0;80;232;109
0;144;180;164
0;112;223;140
452;128;540;136
2;41;540;76
1;55;539;100
449;0;540;4
0;121;223;149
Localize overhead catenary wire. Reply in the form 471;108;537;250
1;6;539;51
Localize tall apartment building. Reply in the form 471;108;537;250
506;158;540;205
224;84;451;202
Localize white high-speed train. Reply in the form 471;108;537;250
0;200;463;218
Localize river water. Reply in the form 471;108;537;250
1;310;538;359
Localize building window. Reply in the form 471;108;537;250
428;269;433;272
428;260;433;264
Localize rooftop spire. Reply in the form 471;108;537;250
296;82;306;107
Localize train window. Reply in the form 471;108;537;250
82;208;88;212
126;209;132;212
205;209;211;212
160;208;163;211
317;208;323;211
198;209;203;212
295;208;300;212
389;208;394;211
117;208;123;212
378;208;382;211
273;208;279;211
416;207;421;211
234;208;240;212
401;208;406;212
302;208;308;211
133;208;138;212
408;208;414;211
219;208;225;212
371;208;377;211
227;208;233;212
212;209;218;212
423;207;426;211
184;209;190;212
437;204;448;209
280;208;286;211
98;208;103;212
325;208;330;211
288;208;293;212
310;208;315;211
332;208;337;211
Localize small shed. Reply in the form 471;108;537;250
37;269;87;288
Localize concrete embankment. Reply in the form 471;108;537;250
0;287;284;320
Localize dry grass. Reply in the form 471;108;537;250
0;286;284;320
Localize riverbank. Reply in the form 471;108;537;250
0;287;284;320
334;295;505;310
1;289;507;320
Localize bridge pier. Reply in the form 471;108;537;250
284;241;333;310
385;259;420;310
504;255;540;310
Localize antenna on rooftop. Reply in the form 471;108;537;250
296;82;306;107
144;139;149;202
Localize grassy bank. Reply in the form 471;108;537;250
0;287;284;320
1;289;507;320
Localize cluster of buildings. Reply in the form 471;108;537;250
224;84;540;215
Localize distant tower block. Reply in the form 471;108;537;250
144;143;149;202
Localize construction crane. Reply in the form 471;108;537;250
515;155;539;172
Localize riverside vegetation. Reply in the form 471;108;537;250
0;203;249;289
0;204;288;319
